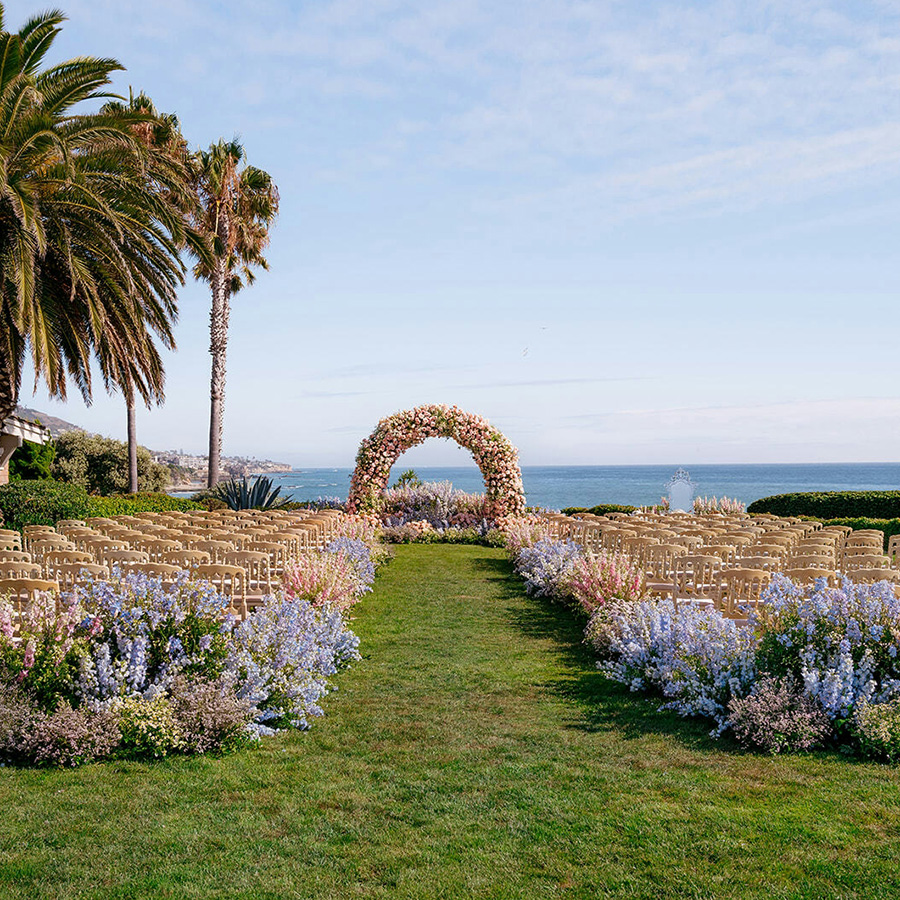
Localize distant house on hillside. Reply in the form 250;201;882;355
0;414;52;485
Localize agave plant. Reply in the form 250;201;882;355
213;475;288;510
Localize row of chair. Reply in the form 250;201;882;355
0;507;350;619
540;510;900;620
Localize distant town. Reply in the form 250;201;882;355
152;450;292;490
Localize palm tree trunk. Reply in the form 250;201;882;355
207;261;230;488
0;343;20;426
127;399;139;493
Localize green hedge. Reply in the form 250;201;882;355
0;481;198;530
561;504;638;516
748;491;900;519
0;481;92;529
813;518;900;552
86;493;199;518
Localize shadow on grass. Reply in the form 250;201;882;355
472;554;721;753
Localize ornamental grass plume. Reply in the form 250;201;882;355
563;550;648;615
281;551;365;610
693;496;746;515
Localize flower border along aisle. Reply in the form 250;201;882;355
347;405;526;518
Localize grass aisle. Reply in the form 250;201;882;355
3;545;900;899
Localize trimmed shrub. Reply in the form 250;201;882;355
0;480;91;529
86;492;198;517
0;482;198;530
748;491;900;520
562;504;638;516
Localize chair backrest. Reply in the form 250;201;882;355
702;544;737;563
161;549;211;569
0;549;31;563
0;577;59;609
720;568;770;615
842;555;890;572
29;536;75;561
194;564;247;616
223;550;271;590
191;540;236;563
733;555;783;572
103;549;151;567
0;560;42;579
119;562;182;579
889;534;900;563
672;555;722;600
789;554;835;569
783;567;838;586
54;562;110;590
850;568;900;585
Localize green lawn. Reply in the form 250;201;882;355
2;544;900;899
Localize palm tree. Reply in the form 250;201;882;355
100;91;195;492
0;7;190;431
190;140;279;488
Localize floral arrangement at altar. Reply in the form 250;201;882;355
347;405;526;519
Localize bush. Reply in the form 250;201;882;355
74;572;233;702
226;596;360;733
748;491;900;520
0;482;198;530
281;552;367;610
515;538;582;598
169;675;256;754
86;492;198;517
115;694;182;758
562;550;647;616
0;480;91;529
728;676;831;754
562;504;638;516
854;700;900;763
593;598;757;732
21;701;121;767
52;431;170;495
754;574;900;724
9;439;55;480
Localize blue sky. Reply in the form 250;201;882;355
16;0;900;467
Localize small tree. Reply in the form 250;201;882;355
52;432;170;495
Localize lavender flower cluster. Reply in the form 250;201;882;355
515;538;582;598
228;595;360;733
380;481;489;530
507;524;900;757
592;598;757;733
324;537;377;592
0;562;365;765
754;574;900;721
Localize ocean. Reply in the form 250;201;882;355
263;463;900;511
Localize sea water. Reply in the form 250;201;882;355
265;463;900;511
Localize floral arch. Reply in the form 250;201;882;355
347;404;526;518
